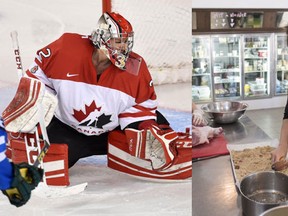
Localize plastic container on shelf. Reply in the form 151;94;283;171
192;85;200;99
192;85;211;100
256;77;265;84
244;84;250;96
228;76;241;82
214;76;221;83
248;81;267;91
198;86;211;99
251;88;267;95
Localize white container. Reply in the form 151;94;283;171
197;86;211;99
251;88;267;96
248;81;267;91
256;77;265;84
232;50;238;56
214;76;221;83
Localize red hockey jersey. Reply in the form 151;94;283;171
26;33;157;136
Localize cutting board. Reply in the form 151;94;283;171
192;133;229;159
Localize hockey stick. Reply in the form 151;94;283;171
10;31;51;168
10;31;24;80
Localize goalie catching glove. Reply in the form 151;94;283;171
125;123;178;171
2;162;43;207
2;76;57;133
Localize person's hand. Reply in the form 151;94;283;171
192;109;207;126
271;144;288;163
2;162;43;207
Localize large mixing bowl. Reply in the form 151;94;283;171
201;101;248;124
240;171;288;216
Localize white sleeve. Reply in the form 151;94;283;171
26;61;56;95
119;99;157;129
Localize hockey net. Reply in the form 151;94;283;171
110;0;191;85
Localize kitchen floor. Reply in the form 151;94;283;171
246;107;285;140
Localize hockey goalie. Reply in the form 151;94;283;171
2;12;191;186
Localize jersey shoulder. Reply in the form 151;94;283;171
60;33;89;43
50;33;91;52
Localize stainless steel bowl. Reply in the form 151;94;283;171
240;171;288;216
201;101;248;124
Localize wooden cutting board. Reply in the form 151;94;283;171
192;134;229;159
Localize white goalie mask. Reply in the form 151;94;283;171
90;12;134;70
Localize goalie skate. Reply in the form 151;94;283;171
33;182;88;198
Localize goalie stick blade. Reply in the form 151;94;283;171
33;182;88;198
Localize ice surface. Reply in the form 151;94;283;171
0;0;191;215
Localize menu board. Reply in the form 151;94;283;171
211;11;263;29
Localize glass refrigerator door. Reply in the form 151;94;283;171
243;34;271;98
211;35;242;100
192;36;212;102
275;34;288;95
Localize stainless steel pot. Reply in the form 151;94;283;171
240;171;288;216
260;205;288;216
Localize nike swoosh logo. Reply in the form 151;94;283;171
67;73;79;77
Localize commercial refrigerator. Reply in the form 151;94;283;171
192;36;212;102
275;34;288;95
192;33;273;102
211;34;242;100
242;34;272;98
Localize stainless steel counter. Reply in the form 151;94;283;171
192;116;271;216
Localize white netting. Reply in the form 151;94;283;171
111;0;191;85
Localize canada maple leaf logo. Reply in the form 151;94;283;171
72;101;112;129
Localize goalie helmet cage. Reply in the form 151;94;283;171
103;0;191;85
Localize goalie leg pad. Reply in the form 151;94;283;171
108;130;192;180
124;128;147;159
147;125;178;170
125;125;178;171
10;138;69;186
